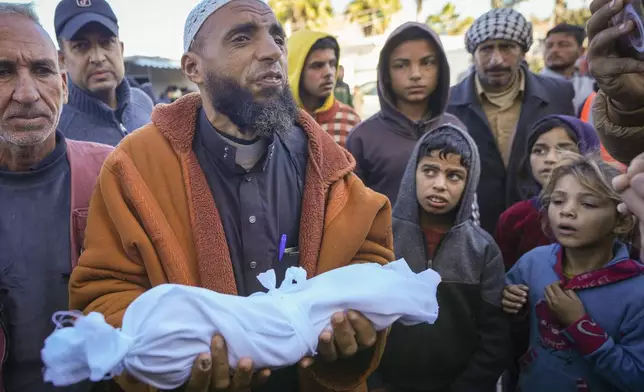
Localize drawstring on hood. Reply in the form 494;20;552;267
393;124;480;270
287;30;338;113
377;22;451;138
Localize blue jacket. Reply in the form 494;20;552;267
507;242;644;392
447;66;575;234
58;78;154;146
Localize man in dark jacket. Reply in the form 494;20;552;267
447;8;575;234
54;0;153;146
0;4;112;391
346;22;464;206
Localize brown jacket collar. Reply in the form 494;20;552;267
151;93;356;185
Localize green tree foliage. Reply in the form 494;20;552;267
490;0;527;8
426;2;475;35
269;0;334;32
344;0;402;36
553;0;592;26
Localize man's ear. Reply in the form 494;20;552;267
61;72;69;104
58;49;66;71
182;52;204;85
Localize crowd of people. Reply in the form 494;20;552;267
0;0;643;391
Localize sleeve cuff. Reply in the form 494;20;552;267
563;314;609;356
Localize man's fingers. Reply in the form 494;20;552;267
621;181;644;218
347;311;377;348
588;21;635;65
229;358;254;390
299;357;315;368
210;335;230;390
626;153;644;178
183;354;211;392
590;0;613;14
588;0;624;39
251;369;272;388
316;329;337;362
331;312;359;357
613;173;631;192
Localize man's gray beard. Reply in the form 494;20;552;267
204;72;298;138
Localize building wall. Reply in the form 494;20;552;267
125;64;196;98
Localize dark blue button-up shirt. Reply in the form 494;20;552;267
193;109;305;295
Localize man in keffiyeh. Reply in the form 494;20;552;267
447;7;576;236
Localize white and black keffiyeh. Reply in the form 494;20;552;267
465;8;533;54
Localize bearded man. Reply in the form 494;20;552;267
68;1;394;392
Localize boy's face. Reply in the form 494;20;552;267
388;39;439;104
300;48;337;100
416;151;468;216
529;127;578;186
548;174;618;249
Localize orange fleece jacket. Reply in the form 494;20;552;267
69;93;394;392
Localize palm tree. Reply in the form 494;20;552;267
415;0;424;22
426;3;474;35
269;0;334;34
491;0;527;7
344;0;402;37
552;0;591;26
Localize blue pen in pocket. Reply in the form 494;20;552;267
278;234;287;261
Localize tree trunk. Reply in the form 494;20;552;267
416;0;423;22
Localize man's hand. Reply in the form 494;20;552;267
502;285;529;314
614;152;644;259
299;310;377;368
544;283;586;327
179;335;270;392
588;0;644;110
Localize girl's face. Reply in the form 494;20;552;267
529;127;578;186
548;174;617;249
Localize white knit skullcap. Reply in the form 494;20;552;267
183;0;265;53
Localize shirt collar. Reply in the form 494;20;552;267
0;131;67;175
196;108;276;174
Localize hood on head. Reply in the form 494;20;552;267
527;114;601;156
519;114;602;199
393;123;480;227
287;30;338;112
377;22;450;129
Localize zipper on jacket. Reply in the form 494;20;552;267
426;230;452;269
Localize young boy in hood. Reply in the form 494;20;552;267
287;31;360;147
346;22;464;205
372;125;509;392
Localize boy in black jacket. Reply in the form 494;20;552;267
372;125;509;392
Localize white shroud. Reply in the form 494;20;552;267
41;259;441;390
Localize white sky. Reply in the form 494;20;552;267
7;0;589;60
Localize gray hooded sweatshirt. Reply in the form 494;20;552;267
375;124;509;392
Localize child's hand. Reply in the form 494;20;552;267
502;285;529;314
544;282;586;326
